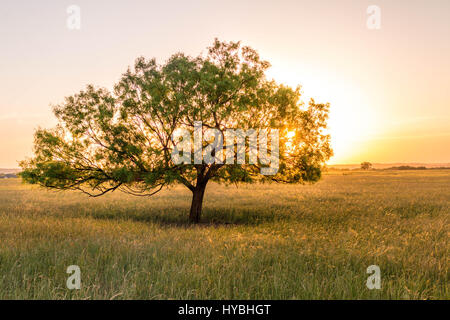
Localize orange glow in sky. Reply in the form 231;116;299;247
0;0;449;167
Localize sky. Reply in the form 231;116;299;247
0;0;449;167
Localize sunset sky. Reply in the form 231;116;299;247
1;0;449;168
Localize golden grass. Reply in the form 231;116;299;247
0;170;448;299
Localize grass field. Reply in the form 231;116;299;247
0;170;448;299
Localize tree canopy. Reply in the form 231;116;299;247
361;162;372;170
20;39;332;223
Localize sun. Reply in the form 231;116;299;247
286;130;296;139
266;66;380;164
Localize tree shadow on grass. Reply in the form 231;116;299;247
87;206;290;228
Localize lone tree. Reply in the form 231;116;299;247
20;40;332;223
361;162;372;170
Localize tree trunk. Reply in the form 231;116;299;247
189;183;207;223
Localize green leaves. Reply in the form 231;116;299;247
21;39;332;197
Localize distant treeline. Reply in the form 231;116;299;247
329;166;450;171
382;166;450;170
0;173;18;179
385;166;428;170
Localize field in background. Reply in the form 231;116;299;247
0;170;448;299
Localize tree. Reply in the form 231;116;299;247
20;39;332;223
361;162;372;170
